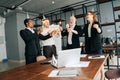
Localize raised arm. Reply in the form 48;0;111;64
38;33;52;40
20;30;37;42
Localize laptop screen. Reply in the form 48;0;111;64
57;48;81;68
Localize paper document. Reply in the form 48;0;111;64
51;55;58;67
48;69;79;77
48;70;59;77
81;54;87;57
58;69;79;76
65;61;90;67
88;55;105;59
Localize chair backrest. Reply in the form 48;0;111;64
105;69;120;80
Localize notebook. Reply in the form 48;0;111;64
51;48;81;68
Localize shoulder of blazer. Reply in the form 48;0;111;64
75;25;80;27
74;25;81;29
20;29;33;36
23;28;33;33
20;29;25;34
25;28;32;32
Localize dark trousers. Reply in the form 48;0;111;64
86;49;102;54
67;44;80;49
43;45;57;58
25;56;36;64
67;44;73;49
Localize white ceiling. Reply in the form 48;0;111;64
0;0;96;16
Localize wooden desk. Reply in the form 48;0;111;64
103;44;116;51
103;45;116;70
0;54;108;80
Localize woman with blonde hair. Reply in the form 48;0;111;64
81;11;102;54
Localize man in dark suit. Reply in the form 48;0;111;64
62;16;82;49
20;18;52;64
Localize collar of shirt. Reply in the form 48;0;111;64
26;27;35;33
70;24;75;29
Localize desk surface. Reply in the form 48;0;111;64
0;54;108;80
103;44;116;50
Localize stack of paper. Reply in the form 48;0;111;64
88;55;105;59
48;69;79;77
58;69;79;76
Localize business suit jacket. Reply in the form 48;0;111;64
81;22;102;54
62;25;81;49
20;29;51;63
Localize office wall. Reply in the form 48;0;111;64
5;12;19;60
99;2;115;38
5;12;38;61
100;1;120;39
0;16;7;61
113;1;120;38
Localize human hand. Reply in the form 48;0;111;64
48;29;53;35
66;24;70;29
59;26;63;31
36;56;46;62
93;24;99;29
66;24;72;32
93;24;101;33
37;27;43;34
48;29;56;36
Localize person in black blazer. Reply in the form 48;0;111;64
81;11;102;54
20;18;52;64
62;16;81;49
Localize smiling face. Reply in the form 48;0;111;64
70;16;76;25
42;19;50;28
86;11;98;23
86;12;94;22
26;20;34;28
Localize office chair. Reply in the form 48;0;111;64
105;68;120;80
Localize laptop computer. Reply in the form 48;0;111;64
51;48;81;68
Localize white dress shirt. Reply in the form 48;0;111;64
88;24;91;37
26;27;35;33
41;28;55;46
68;24;75;45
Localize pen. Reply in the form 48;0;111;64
92;55;100;58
